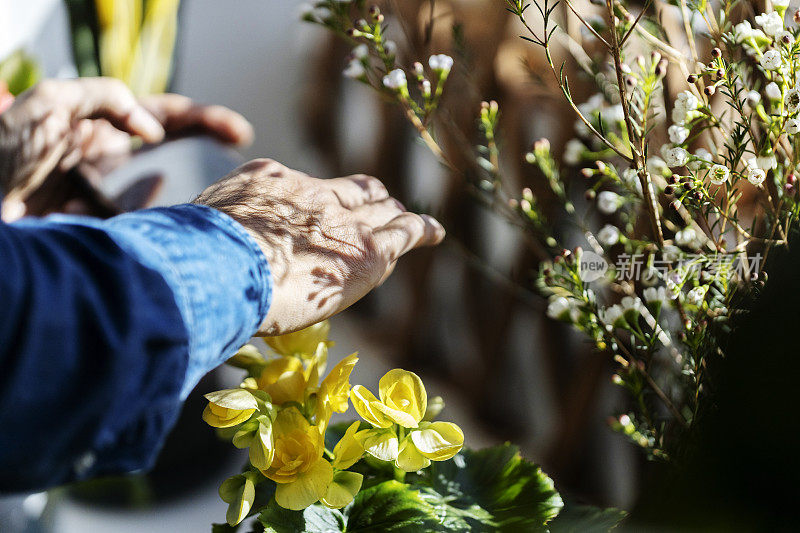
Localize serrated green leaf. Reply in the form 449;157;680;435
549;503;627;532
419;443;563;532
345;480;443;532
258;498;345;533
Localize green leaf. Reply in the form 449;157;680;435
345;480;444;532
418;443;564;532
549;503;627;532
258;498;345;533
0;50;40;95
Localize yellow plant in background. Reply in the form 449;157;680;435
202;320;465;526
94;0;180;94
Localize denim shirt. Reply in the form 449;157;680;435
0;204;271;491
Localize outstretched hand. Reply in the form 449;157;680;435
194;159;445;335
0;77;253;220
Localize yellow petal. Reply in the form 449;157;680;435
320;354;359;413
219;474;255;526
373;402;420;429
378;369;427;427
273;406;312;436
321;471;363;509
204;389;259;411
359;428;399;462
265;320;331;357
257;357;306;405
248;418;275;470
410;422;464;461
350;385;393;428
331;421;364;470
227;344;266;369
395;438;431;472
202;404;255;428
274;458;333;510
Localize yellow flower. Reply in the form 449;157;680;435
202;389;258;428
231;415;275;471
321;470;363;509
219;472;257;526
378;421;465;473
265;320;332;358
315;354;358;431
256;356;307;405
331;421;364;470
350;369;427;429
264;407;333;510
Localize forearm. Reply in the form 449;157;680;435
0;204;271;491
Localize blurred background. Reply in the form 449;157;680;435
0;0;638;530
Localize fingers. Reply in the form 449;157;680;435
327;174;389;208
140;93;254;146
36;78;165;143
374;212;446;261
354;197;406;227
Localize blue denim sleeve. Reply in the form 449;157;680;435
0;204;271;492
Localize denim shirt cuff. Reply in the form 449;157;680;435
48;204;272;399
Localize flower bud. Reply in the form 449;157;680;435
794;9;800;23
711;47;722;58
581;168;594;178
651;51;662;63
715;68;724;79
664;185;674;195
669;173;679;184
788;173;797;185
655;59;668;76
687;74;698;84
704;85;716;96
585;189;597;200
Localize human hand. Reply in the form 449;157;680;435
193;159;445;335
0;78;253;220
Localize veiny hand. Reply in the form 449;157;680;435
194;159;445;335
0;77;253;221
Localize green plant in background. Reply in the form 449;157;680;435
205;322;622;531
301;0;800;467
0;50;41;96
65;0;180;94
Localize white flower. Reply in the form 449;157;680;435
597;191;621;214
622;168;643;194
687;148;713;171
343;59;366;79
686;286;707;306
786;118;800;135
646;157;668;176
663;146;689;167
757;153;778;169
352;44;369;59
734;20;753;40
383;40;398;57
578;93;605;116
428;54;454;72
600;304;624;329
382;69;407;90
668;125;690;144
747;90;762;105
709;164;730;185
778;30;795;44
748;167;767;186
785;87;800;113
766;82;782;100
675;227;697;247
547;296;581;322
663;244;682;262
676;91;699;112
620;296;642;322
644;286;669;306
564;139;585;165
598;224;620;246
755;12;784;36
774;0;790;7
672;91;699;125
606;104;625;123
760;49;783;70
